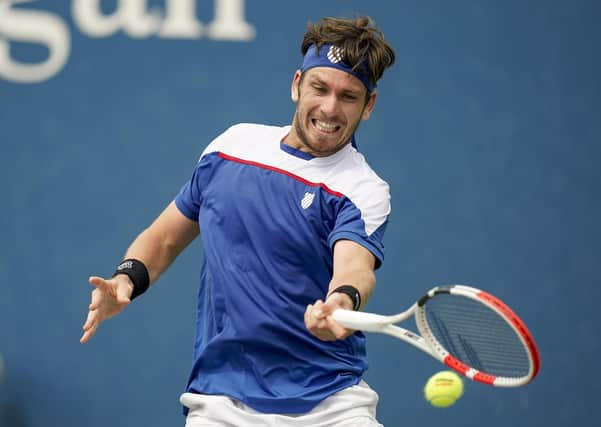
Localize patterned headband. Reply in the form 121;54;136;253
300;44;375;92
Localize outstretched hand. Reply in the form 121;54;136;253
80;275;133;343
304;292;356;341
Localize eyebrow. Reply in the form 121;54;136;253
308;75;363;96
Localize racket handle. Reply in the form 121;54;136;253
332;309;391;332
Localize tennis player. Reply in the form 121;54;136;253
81;16;395;426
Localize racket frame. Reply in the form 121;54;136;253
331;284;541;387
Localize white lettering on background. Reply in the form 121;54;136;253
0;0;255;83
0;0;70;83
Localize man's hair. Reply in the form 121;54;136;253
301;16;396;90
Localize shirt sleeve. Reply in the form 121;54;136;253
175;159;209;221
174;125;241;220
328;194;390;269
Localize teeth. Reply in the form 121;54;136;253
314;120;338;132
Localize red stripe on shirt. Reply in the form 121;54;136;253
218;152;344;198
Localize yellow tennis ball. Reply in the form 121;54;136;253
424;370;464;408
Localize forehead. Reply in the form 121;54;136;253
302;67;366;93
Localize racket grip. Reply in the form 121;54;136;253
332;309;390;332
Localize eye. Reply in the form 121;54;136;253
312;84;326;94
342;93;358;102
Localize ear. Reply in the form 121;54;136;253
361;91;378;121
291;70;302;103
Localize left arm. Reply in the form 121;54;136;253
304;239;377;341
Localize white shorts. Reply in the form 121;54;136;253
180;380;383;427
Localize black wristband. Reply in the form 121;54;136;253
113;259;150;300
330;285;362;311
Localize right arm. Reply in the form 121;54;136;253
80;201;199;343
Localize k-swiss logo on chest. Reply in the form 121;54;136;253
301;192;315;210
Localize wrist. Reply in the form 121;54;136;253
113;259;150;300
329;285;361;311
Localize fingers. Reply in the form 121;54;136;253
326;315;350;339
82;277;105;343
81;288;104;344
303;300;324;328
305;297;356;341
310;300;326;319
81;275;132;344
80;309;99;343
305;300;337;341
88;275;132;305
89;288;102;310
80;323;98;344
320;296;353;337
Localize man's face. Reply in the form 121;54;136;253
286;67;377;157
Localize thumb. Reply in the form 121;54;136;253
321;297;341;316
89;275;108;288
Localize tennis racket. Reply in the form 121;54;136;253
332;284;540;387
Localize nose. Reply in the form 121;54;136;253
319;94;339;117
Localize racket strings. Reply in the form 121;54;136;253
424;294;530;378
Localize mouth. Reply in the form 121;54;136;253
312;119;341;135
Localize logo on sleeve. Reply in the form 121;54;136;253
301;192;315;209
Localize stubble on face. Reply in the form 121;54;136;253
292;108;361;157
291;85;367;157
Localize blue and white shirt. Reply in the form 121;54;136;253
175;123;390;414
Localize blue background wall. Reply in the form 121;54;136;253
1;1;599;426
